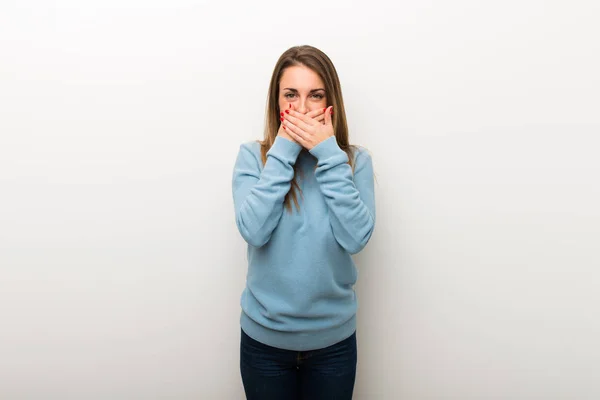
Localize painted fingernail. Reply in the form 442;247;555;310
330;107;334;114
283;126;287;130
280;112;284;116
280;117;284;121
285;110;289;114
323;108;327;112
289;103;292;108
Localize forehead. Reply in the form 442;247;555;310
280;65;324;90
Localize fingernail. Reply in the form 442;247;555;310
280;117;284;121
330;107;334;115
289;104;292;108
280;112;284;116
285;110;289;114
323;108;327;112
283;126;287;130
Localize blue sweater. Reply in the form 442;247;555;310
232;135;376;351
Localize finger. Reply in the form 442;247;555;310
278;122;288;136
309;113;325;125
286;109;319;127
305;107;326;119
279;122;295;141
283;119;309;141
324;106;333;126
313;114;325;123
283;124;308;147
283;111;314;132
307;108;326;124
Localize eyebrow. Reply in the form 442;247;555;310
282;88;326;92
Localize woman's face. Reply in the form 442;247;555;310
278;65;327;114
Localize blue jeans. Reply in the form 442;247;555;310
240;328;357;400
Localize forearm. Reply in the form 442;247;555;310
233;137;302;247
310;137;376;254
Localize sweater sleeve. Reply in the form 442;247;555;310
232;136;303;247
309;136;376;255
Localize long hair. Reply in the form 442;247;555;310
260;45;356;213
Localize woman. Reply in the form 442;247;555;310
232;45;376;400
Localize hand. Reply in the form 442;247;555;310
281;106;334;150
277;104;327;144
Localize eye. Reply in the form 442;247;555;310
284;93;296;99
311;93;324;99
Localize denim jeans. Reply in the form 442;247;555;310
240;328;357;400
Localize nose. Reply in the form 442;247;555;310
296;98;309;114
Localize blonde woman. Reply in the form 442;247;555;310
232;45;376;400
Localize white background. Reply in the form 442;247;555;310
1;1;599;399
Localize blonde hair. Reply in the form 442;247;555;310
260;45;356;213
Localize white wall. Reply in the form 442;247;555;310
1;1;599;399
